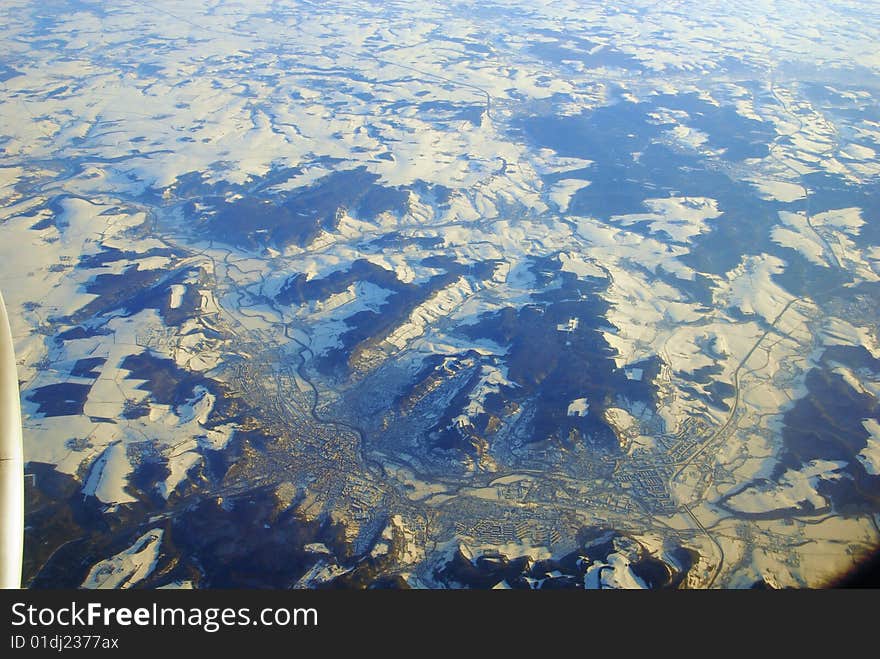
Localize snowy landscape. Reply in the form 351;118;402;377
2;0;879;588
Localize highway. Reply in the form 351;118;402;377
667;70;850;587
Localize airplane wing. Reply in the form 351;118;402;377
0;290;23;589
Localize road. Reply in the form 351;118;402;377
667;70;850;587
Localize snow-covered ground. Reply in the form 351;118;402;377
2;0;879;589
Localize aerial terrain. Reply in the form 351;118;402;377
1;0;879;588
